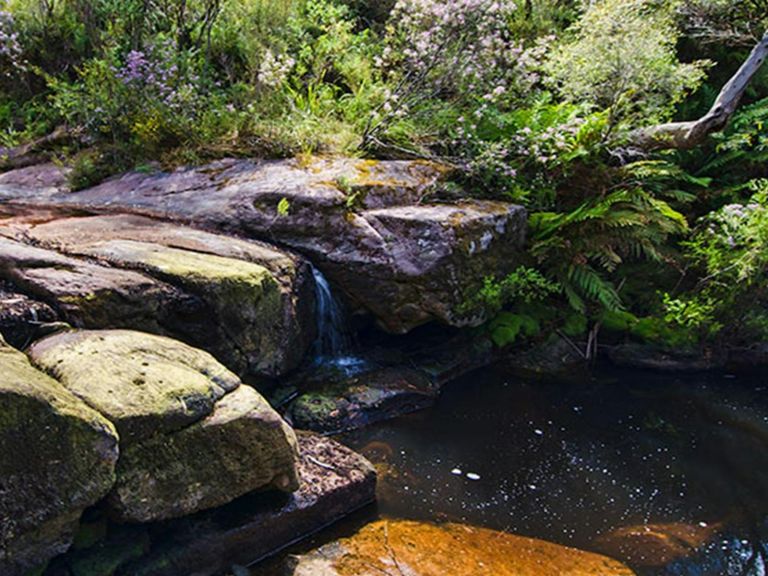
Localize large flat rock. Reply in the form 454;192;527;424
0;158;526;333
0;336;118;576
0;213;316;377
286;519;637;576
28;329;300;522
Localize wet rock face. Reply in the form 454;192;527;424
28;329;300;523
0;157;526;333
0;213;315;377
286;519;637;576
0;335;118;576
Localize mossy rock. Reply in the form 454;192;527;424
28;329;241;444
29;329;299;522
0;336;118;576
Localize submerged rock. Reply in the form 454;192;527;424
28;329;299;522
594;522;723;568
0;158;526;333
286;519;636;576
607;343;725;372
0;335;118;576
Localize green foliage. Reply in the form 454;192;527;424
530;187;689;313
661;292;720;332
547;0;709;130
695;97;768;189
562;312;588;337
277;197;291;216
685;182;768;286
488;311;541;347
464;266;560;317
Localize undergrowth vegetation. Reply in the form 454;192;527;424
1;0;767;354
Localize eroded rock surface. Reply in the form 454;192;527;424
0;213;315;376
0;335;118;576
28;329;299;522
0;158;526;333
286;519;636;576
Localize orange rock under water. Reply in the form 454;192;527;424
594;521;722;567
288;520;637;576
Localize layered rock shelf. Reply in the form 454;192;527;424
0;157;526;334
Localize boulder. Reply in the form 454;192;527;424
0;157;526;333
0;215;315;376
287;367;438;434
0;335;118;576
28;329;241;443
109;385;300;522
285;519;636;576
28;329;299;522
64;433;377;576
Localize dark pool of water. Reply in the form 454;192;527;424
254;364;768;575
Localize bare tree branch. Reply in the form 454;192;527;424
630;31;768;151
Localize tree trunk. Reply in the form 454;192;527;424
630;31;768;151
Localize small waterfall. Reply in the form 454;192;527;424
309;266;368;374
311;266;352;361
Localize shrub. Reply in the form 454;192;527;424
546;0;709;131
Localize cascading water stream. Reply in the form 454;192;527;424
310;265;366;373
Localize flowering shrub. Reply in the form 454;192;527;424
458;98;608;206
365;0;548;147
0;2;24;79
685;181;768;286
52;40;219;153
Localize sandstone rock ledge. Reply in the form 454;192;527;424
0;211;316;378
0;157;527;333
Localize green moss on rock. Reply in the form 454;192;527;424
0;337;118;576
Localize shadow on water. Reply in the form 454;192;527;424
254;364;768;575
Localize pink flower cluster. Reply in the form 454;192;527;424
379;0;542;107
113;41;202;113
0;2;25;79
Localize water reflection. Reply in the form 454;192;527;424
336;366;768;574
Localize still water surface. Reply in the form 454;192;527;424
255;364;768;575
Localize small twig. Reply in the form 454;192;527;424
382;522;406;576
305;454;340;472
555;329;587;360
